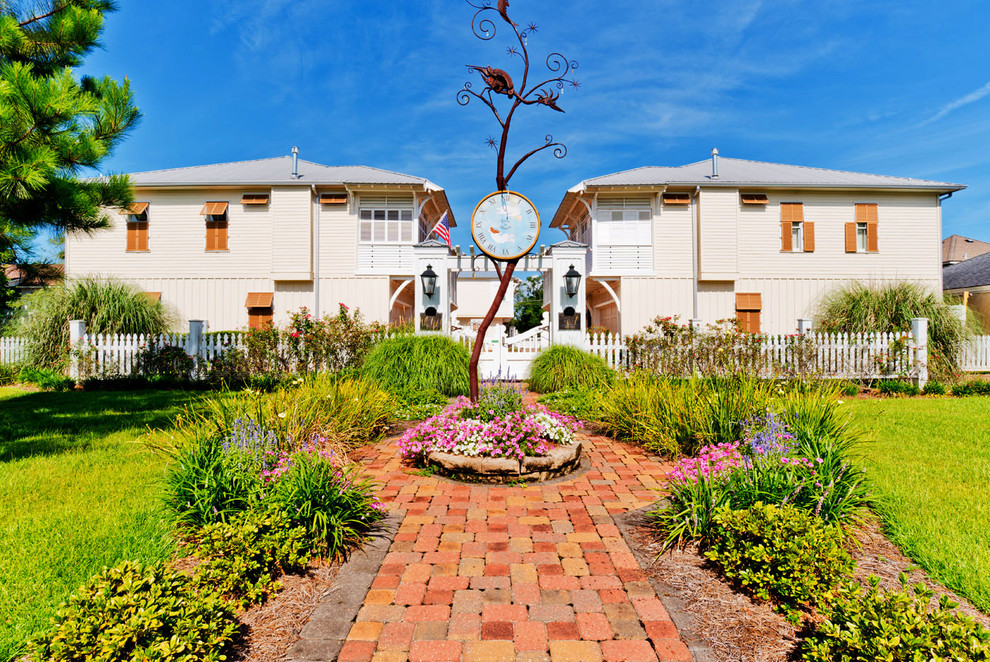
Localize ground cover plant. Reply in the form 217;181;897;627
844;396;990;613
815;281;972;381
527;345;615;393
0;387;203;661
361;334;470;397
398;378;579;464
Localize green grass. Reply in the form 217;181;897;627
844;397;990;613
0;387;204;662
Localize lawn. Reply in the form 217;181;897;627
845;396;990;613
0;387;204;662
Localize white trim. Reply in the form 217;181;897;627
389;278;414;310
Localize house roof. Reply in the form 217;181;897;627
571;157;966;191
551;156;966;228
942;234;990;264
126;156;442;188
944;250;990;290
113;155;455;226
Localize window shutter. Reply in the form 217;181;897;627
781;221;793;251
735;292;762;311
737;311;761;333
218;222;228;251
126;225;136;252
844;223;857;253
855;203;878;223
206;222;216;251
867;222;878;252
803;221;815;252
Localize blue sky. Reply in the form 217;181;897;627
72;0;990;255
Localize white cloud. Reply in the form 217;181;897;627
921;80;990;126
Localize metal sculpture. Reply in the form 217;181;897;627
458;0;579;401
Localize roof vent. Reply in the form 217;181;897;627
291;146;299;179
711;147;719;179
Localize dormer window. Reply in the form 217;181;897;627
125;202;149;252
201;201;229;251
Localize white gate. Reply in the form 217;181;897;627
455;319;551;380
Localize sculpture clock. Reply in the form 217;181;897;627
470;190;540;261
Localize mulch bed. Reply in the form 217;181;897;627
235;560;340;662
625;514;990;662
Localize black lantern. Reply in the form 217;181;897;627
564;264;581;297
421;264;438;297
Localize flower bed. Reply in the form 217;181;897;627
398;396;583;482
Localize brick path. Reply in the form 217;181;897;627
336;435;692;662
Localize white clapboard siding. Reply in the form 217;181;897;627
357;244;415;275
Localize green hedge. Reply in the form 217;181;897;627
361;335;469;397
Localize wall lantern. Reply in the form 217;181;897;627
421;264;438;298
564;264;582;297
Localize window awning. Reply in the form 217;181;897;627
735;292;762;311
143;291;162;302
320;193;348;205
661;193;690;205
741;193;769;205
126;202;150;216
245;292;274;308
201;201;229;215
241;194;270;205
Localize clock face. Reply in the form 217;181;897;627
471;190;541;261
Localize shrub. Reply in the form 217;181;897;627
537;388;601;421
802;575;990;661
192;510;310;608
362;334;470;397
268;451;387;558
815;282;972;381
951;379;990;397
135;343;195;381
527;345;615;393
839;381;860;396
705;503;855;621
0;362;17;385
651;413;871;548
27;560;239;662
11;278;172;370
877;379;921;396
17;366;73;390
922;379;947;395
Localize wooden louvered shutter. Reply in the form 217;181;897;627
780;203;803;252
737;311;761;334
803;221;815;252
127;220;148;251
856;204;878;253
780;220;792;252
126;223;136;251
844;223;857;253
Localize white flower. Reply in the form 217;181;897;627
277;412;287;419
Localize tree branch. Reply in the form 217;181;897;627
18;3;67;28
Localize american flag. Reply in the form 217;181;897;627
430;211;451;246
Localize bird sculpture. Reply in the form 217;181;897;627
468;65;515;97
535;89;564;112
498;0;519;26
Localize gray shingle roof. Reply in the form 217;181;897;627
572;157;965;192
944;251;990;290
126;157;442;189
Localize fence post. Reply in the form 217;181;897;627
187;320;205;378
911;317;928;389
797;318;813;334
68;320;85;381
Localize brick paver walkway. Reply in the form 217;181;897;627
336;435;692;662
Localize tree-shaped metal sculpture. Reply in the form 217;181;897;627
459;0;579;401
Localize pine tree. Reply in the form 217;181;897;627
0;0;139;249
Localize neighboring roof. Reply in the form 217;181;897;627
942;234;990;264
944;251;990;290
552;155;966;228
126;156;442;189
571;157;966;192
3;263;63;288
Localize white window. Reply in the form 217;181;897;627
856;222;868;253
359;196;414;244
791;221;803;252
596;197;652;246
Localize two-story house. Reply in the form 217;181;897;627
550;152;965;335
65;151;454;330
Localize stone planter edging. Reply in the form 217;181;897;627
425;441;582;483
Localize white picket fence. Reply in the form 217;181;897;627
0;336;28;364
76;331;244;376
584;330;926;378
960;335;990;372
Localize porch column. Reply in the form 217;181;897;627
413;239;455;335
547;241;589;347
